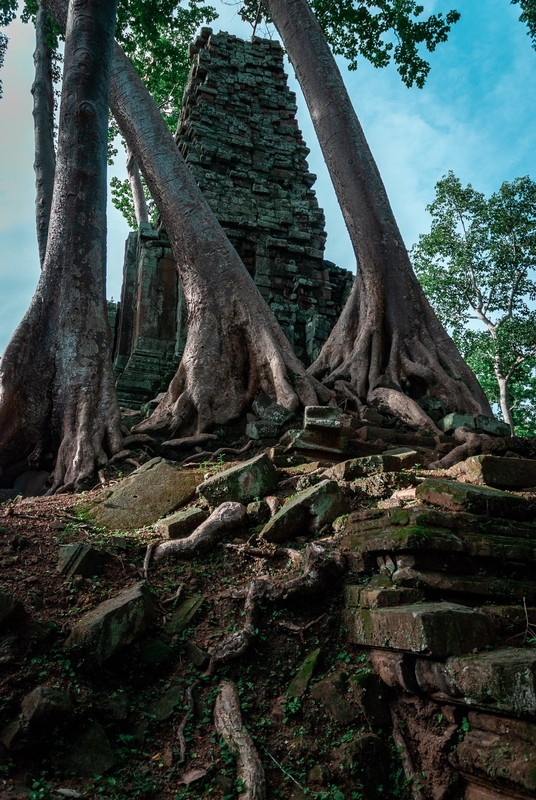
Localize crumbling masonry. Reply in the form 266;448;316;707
111;29;353;407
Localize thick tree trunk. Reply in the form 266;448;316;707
496;372;515;435
31;4;56;267
126;146;149;225
0;0;122;491
264;0;492;426
43;0;325;438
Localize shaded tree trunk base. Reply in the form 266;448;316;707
309;290;492;430
133;308;330;439
0;292;122;493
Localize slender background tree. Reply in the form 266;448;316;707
412;172;536;435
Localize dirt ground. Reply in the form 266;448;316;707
0;461;406;800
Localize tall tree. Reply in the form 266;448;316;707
0;0;121;491
39;0;325;443
31;3;56;266
261;0;491;430
412;172;536;435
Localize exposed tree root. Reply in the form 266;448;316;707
427;427;493;470
152;503;247;564
206;544;346;674
182;441;253;466
0;298;122;493
214;680;266;800
206;579;264;675
177;681;198;764
224;543;303;569
161;434;218;450
309;296;491;431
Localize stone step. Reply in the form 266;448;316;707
448;454;536;490
356;425;453;449
344;601;495;657
415;648;536;719
344;506;536;541
370;647;536;720
416;478;534;521
392;567;536;603
341;524;536;571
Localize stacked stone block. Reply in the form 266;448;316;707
175;28;352;363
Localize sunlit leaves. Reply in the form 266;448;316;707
412;172;536;434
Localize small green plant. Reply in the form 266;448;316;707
283;695;302;723
29;776;53;800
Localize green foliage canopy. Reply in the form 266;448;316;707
412;172;536;434
239;0;460;88
512;0;536;49
0;1;18;98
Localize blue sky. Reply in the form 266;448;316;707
0;0;535;354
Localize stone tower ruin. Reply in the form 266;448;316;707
112;29;353;407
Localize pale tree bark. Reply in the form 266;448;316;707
44;0;326;439
0;0;122;492
126;145;149;225
31;3;56;267
263;0;492;428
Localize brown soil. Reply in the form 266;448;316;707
0;461;398;800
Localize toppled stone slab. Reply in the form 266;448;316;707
326;449;420;481
57;543;102;578
1;686;75;751
452;726;536;796
304;405;344;430
349;670;391;727
12;470;49;497
66;722;115;778
245;421;281;439
288;648;321;698
351;471;417;501
167;595;204;635
281;427;384;458
474;414;511;437
448;454;536;490
310;672;358;724
147;685;184;721
356;425;445;449
415;648;536;717
437;413;475;433
197;453;278;506
356;587;423;609
246;500;271;525
252;397;294;425
155;507;209;539
344;602;495;657
416;478;533;521
84;458;204;530
64;582;155;664
261;479;348;543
